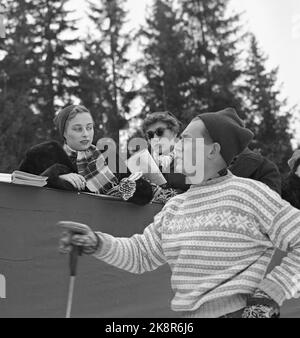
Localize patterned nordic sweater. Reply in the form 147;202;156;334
94;172;300;317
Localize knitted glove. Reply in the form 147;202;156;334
119;178;137;201
107;173;143;201
151;185;179;204
58;221;101;256
242;290;280;318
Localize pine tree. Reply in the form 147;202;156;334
138;0;193;123
0;0;81;170
180;0;245;118
29;0;80;139
78;0;131;142
0;0;39;171
77;40;112;140
244;35;293;172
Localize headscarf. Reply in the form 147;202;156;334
53;105;90;139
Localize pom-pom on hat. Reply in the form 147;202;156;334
197;108;254;166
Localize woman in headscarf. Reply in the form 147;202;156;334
18;105;153;205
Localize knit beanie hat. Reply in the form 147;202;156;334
288;150;300;171
53;105;89;139
197;108;254;166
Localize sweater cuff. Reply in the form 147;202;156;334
93;232;112;259
258;279;286;306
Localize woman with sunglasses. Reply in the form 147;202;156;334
142;111;190;195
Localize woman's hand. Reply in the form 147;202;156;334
59;173;86;191
58;221;100;255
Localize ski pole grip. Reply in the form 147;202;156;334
69;245;82;277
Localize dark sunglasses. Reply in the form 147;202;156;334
146;127;168;140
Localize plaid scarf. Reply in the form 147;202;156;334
64;144;118;195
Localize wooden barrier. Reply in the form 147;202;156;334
0;182;177;318
0;182;299;317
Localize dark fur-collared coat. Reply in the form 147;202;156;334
18;141;153;205
229;148;282;195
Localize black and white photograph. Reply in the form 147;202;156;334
1;0;300;322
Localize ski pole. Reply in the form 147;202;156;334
66;245;81;319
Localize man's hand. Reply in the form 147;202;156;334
58;221;100;255
242;289;280;318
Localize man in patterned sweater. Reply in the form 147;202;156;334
59;108;300;318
